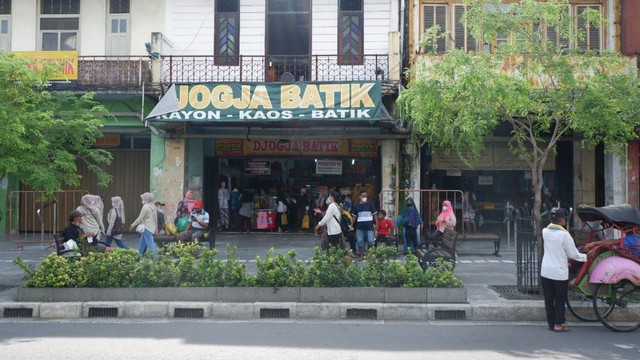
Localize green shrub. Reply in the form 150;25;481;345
255;248;308;288
14;254;75;288
14;243;464;289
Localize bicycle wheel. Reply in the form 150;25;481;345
593;281;640;332
566;287;599;322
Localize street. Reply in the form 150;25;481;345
0;319;637;360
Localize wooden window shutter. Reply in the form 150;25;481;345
576;5;601;51
423;4;447;53
546;5;569;50
454;5;476;52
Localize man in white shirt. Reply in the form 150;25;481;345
179;201;213;249
540;207;587;332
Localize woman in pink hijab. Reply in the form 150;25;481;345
429;200;457;245
176;190;196;219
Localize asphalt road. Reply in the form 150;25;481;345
0;320;637;360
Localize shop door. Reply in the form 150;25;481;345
266;0;311;81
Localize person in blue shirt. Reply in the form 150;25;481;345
584;230;640;257
350;190;377;261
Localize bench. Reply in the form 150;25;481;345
153;229;216;249
414;228;458;270
52;233;110;257
457;232;501;256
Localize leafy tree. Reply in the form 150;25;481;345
0;51;112;195
397;0;640;242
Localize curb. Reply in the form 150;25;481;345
1;301;548;321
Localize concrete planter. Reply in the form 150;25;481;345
16;286;466;304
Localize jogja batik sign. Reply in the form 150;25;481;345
215;139;378;158
147;81;384;121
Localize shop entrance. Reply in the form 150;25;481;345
205;155;381;232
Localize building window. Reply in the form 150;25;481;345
453;5;477;52
338;0;363;65
0;0;10;51
109;0;130;14
215;0;240;66
422;4;447;54
40;0;80;51
575;5;602;51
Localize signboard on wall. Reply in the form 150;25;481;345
147;81;385;121
431;142;555;171
16;51;78;81
215;139;378;158
244;161;271;175
315;160;343;175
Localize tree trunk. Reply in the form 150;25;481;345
531;163;545;294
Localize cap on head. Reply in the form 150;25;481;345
550;207;569;220
193;200;203;208
406;197;413;203
68;210;83;222
154;201;165;206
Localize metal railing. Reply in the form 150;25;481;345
78;56;150;87
515;212;538;293
8;190;89;251
161;54;390;84
379;189;465;237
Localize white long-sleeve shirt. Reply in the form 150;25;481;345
317;202;343;236
541;226;587;281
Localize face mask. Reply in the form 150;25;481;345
406;203;412;207
442;206;448;211
361;197;367;203
325;198;331;205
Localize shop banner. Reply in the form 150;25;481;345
147;82;384;121
245;161;271;175
16;51;78;81
215;139;378;158
316;160;343;175
431;142;555;171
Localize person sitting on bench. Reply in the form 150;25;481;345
429;200;456;247
63;210;112;254
178;200;212;249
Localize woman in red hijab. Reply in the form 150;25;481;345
429;200;457;246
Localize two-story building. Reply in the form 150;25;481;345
407;0;639;225
2;0;410;235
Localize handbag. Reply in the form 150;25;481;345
111;210;124;236
136;224;146;234
301;214;310;230
281;213;288;226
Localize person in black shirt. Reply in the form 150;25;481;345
351;190;378;261
62;210;110;253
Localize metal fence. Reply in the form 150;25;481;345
515;213;538;292
9;190;89;251
161;54;390;84
78;56;150;87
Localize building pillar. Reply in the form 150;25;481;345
573;143;596;207
401;139;421;211
604;152;627;206
628;142;639;209
150;134;186;223
380;139;400;219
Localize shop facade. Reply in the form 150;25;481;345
146;81;406;228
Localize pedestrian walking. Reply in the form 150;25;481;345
76;194;106;242
104;196;130;249
129;192;158;260
541;207;587;332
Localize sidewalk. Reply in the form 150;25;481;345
0;232;546;321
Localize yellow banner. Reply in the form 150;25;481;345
15;51;78;81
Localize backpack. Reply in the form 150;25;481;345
334;213;352;233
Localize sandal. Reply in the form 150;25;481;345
553;325;571;332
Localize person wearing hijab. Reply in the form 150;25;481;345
429;200;457;246
218;180;230;231
76;194;106;242
129;192;158;259
104;196;129;249
402;197;423;253
176;190;196;220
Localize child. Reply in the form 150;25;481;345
375;210;395;247
176;212;191;233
